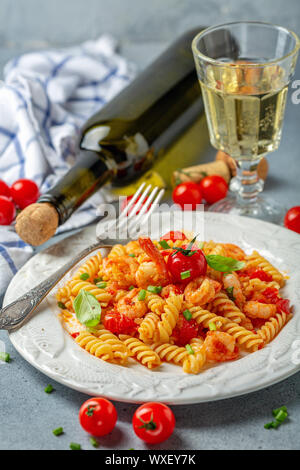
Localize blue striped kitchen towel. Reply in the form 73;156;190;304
0;35;135;299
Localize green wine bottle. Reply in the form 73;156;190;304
17;28;209;246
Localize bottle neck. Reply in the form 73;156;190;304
38;150;116;224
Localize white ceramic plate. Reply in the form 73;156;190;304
5;212;300;404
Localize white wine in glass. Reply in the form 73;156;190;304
192;22;300;223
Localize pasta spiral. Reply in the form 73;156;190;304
240;277;280;298
119;335;161;369
154;295;183;343
146;292;165;315
75;331;123;363
74;252;103;280
222;321;263;352
209;292;246;324
108;244;127;258
69;279;112;305
188;305;227;329
257;313;291;344
151;342;189;366
246;251;285;287
88;324;130;360
138;312;160;343
183;338;206;374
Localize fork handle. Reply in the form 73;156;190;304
0;241;111;331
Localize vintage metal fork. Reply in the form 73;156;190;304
0;183;165;331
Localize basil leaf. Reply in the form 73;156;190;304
205;255;245;272
74;289;101;327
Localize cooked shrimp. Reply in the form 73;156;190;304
161;284;183;298
116;288;148;319
223;272;246;309
184;277;222;305
102;256;138;289
222;243;246;261
244;301;277;319
204;331;239;362
139;237;171;286
136;261;169;288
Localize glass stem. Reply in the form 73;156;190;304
236;158;264;206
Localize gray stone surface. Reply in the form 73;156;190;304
0;0;300;450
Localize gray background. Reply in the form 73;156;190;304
0;0;300;450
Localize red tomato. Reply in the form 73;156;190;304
79;398;117;437
0;180;11;199
103;310;137;335
199;175;228;204
284;206;300;234
10;179;40;209
121;195;151;215
172;182;202;210
0;196;16;225
172;314;199;346
249;269;273;282
276;298;290;315
132;402;175;444
167;249;207;284
160;231;186;242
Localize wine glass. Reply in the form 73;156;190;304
192;22;300;223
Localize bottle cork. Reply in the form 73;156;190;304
215;150;269;180
15;203;59;247
172;160;231;186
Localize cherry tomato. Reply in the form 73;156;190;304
199;175;228;204
172;182;202;210
284;206;300;234
167;249;207;284
249;269;273;282
79;397;117;437
103;310;137;335
121;195;151;215
0;196;16;225
132;402;175;444
172;314;199;346
0;180;11;199
10;179;40;209
160;231;186;242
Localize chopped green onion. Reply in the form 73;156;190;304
90;437;99;448
271;420;281;429
209;322;217;331
94;277;103;285
186;344;194;355
159;240;171;249
272;406;288;417
129;286;135;291
264;422;274;429
181;270;191;280
96;282;107;289
0;352;10;363
129;253;136;258
80;273;90;281
44;384;54;394
70;442;81;450
183;309;192;321
147;286;162;294
138;290;147;301
274;410;288;423
52;427;64;436
57;301;66;310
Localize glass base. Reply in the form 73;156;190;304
208;194;285;225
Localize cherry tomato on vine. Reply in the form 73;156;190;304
0;180;11;199
172;182;202;210
167;249;207;284
10;179;40;209
121;194;151;215
284;206;300;234
199;175;228;204
0;196;16;225
79;397;117;437
132;402;175;444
